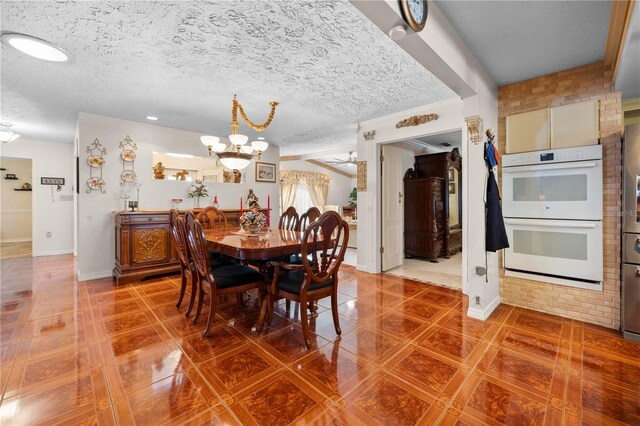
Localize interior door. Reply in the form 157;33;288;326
382;145;413;271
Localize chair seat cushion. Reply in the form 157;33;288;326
210;256;233;270
277;270;333;295
211;265;265;289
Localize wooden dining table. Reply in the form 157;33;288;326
203;227;325;333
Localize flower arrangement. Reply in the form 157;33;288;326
239;209;267;233
187;180;208;207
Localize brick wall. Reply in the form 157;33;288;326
498;61;622;329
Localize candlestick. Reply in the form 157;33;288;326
267;195;271;227
240;196;243;215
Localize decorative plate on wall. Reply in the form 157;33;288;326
88;155;105;167
121;170;137;182
87;177;105;189
121;150;136;162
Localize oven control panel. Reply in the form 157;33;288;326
503;144;602;167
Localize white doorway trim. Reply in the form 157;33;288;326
355;98;468;293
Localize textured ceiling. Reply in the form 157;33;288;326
1;1;455;154
435;1;611;86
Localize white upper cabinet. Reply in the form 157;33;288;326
506;109;550;154
506;100;600;154
550;100;599;149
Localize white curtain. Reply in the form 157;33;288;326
280;169;331;212
293;185;313;214
308;183;329;210
280;183;298;211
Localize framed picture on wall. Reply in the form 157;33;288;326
448;167;454;181
255;162;276;183
448;182;456;194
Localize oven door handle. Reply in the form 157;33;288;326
505;219;597;229
503;161;598;173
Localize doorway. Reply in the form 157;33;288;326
0;157;33;259
381;130;463;290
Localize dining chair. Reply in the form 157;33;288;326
278;206;299;231
296;207;321;232
169;210;197;316
185;213;266;337
196;206;227;230
268;211;349;348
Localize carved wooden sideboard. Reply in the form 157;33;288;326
113;208;269;285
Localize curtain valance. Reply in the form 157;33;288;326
280;169;331;187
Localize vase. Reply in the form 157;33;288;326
195;197;200;208
245;224;261;234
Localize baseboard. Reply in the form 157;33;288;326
467;295;500;321
34;249;73;257
77;270;113;282
356;264;373;273
1;238;32;243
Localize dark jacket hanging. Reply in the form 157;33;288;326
485;169;509;252
484;136;509;252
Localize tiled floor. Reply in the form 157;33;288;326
1;255;639;425
385;252;462;290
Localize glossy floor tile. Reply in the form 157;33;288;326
1;254;639;425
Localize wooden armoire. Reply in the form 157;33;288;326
404;148;462;261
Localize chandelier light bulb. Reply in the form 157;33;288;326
229;134;249;146
0;123;20;143
251;140;269;153
218;153;252;170
200;135;220;147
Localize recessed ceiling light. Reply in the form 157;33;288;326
146;116;158;121
257;137;265;140
1;33;69;62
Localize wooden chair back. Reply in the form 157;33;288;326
278;206;299;231
301;211;349;282
185;213;212;283
169;210;190;266
297;207;321;231
196;206;227;230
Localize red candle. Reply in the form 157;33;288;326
240;196;243;215
267;195;271;227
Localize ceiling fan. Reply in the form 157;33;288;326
326;151;357;166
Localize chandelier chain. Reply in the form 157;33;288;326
232;95;279;132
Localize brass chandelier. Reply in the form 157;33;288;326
201;95;278;170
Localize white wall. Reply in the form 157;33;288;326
350;0;500;320
280;160;354;207
0;157;32;243
0;139;75;255
76;113;280;280
357;98;464;272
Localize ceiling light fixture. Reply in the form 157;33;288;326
146;116;158;121
202;95;278;170
0;123;20;144
1;33;69;62
388;25;407;41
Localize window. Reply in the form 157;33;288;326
293;184;312;214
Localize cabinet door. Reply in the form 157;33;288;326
550;100;599;149
506;109;550;154
132;225;170;264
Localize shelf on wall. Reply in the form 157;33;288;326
14;189;32;191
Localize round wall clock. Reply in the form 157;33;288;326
398;0;428;32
